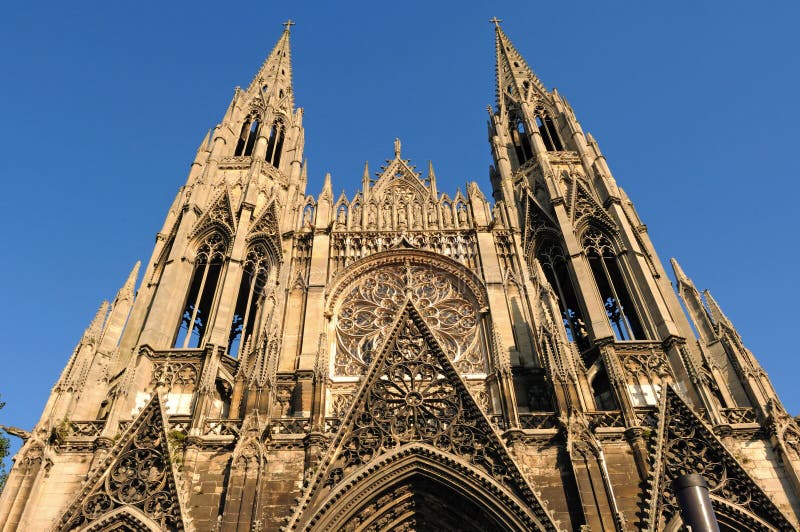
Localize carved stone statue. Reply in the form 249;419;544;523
337;207;347;227
457;205;467;226
443;206;453;227
382;204;392;228
492;204;504;228
412;202;422;228
397;203;407;227
303;205;314;226
367;204;376;227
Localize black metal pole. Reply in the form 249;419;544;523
671;473;720;532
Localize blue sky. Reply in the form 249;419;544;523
1;1;799;467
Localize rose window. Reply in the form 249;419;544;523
334;265;484;376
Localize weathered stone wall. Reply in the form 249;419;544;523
514;438;583;531
261;448;306;529
728;435;800;525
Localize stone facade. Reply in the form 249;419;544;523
2;20;800;531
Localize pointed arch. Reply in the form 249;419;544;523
580;225;649;340
533;103;564;152
349;196;362;228
227;239;278;357
247;200;283;264
643;387;794;531
587;359;619;411
265;115;286;167
175;230;228;348
54;395;187;531
302;447;553;532
300;197;316;228
507;108;533;164
571;180;617;233
288;301;558;531
189;190;237;243
81;506;165;532
534;237;589;349
333;194;349;229
235;110;261;157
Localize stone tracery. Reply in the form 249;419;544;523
334;263;484;376
56;397;185;531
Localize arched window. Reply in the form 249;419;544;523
175;232;226;348
536;240;589;350
265;118;285;168
534;106;563;152
228;243;272;357
582;227;647;340
591;365;619;410
234;116;260;157
333;263;486;377
509;114;533;164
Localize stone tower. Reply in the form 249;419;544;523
2;20;800;531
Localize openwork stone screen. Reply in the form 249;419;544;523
334;264;485;377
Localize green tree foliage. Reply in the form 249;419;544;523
0;395;9;491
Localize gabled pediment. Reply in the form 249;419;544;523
190;188;237;241
571;179;616;232
643;387;793;531
54;394;188;531
521;189;558;254
287;301;558;531
371;156;430;200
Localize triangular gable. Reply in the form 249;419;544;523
643;387;793;531
54;394;188;531
521;189;557;254
371;157;429;200
571;180;615;231
190;189;237;240
249;201;280;238
288;301;558;531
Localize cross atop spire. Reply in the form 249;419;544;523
245;23;295;108
493;23;547;107
489;17;503;28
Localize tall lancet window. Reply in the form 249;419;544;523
509;114;533;164
536;240;589;350
265;118;285;168
534;106;563;152
175;232;227;348
228;243;272;357
582;227;647;340
235;116;260;156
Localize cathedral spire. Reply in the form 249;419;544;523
245;21;295;110
98;261;139;354
493;19;547;109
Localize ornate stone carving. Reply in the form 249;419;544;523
334;263;485;376
571;180;615;233
644;387;792;531
289;302;557;531
151;362;199;388
55;395;186;531
190;190;237;241
329;231;480;273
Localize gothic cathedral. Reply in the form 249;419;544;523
3;21;800;532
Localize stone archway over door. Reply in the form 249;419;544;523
339;474;510;531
